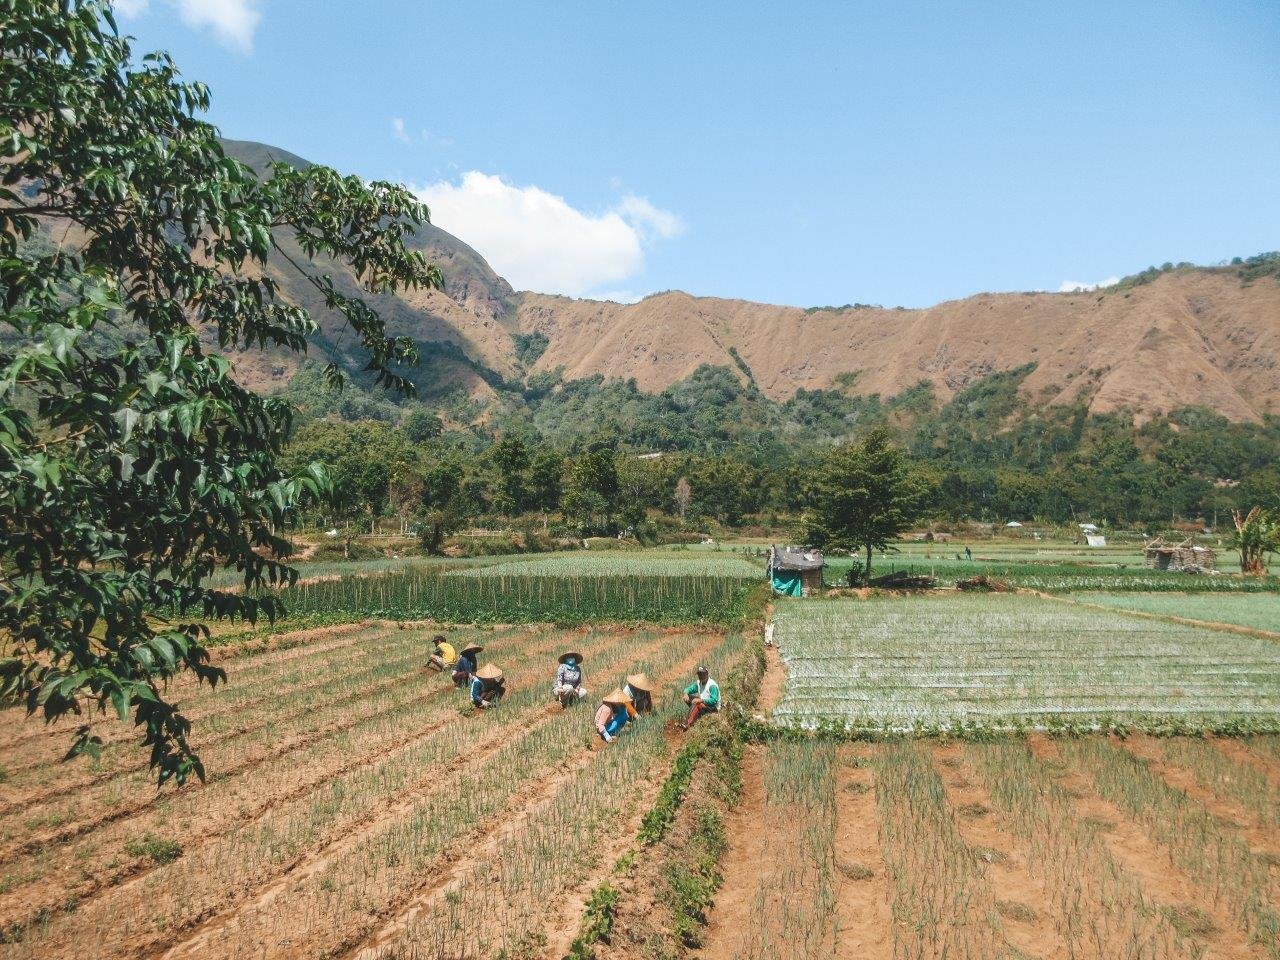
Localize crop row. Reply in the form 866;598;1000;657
266;568;757;625
772;595;1280;734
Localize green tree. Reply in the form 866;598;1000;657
489;434;530;516
527;446;564;512
416;460;468;554
0;1;439;783
803;429;926;582
563;447;618;535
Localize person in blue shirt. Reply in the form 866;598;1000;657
452;643;483;688
470;663;505;709
594;688;635;743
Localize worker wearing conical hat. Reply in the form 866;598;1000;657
553;650;587;707
623;673;653;714
452;643;484;688
594;688;635;743
470;662;505;709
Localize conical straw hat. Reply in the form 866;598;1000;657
558;651;584;665
475;663;503;681
602;687;632;706
460;644;485;656
625;673;652;692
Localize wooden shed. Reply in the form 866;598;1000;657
767;545;825;596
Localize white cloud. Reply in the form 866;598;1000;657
391;117;410;143
174;0;260;53
1058;277;1120;293
616;194;685;240
114;0;150;16
413;172;682;297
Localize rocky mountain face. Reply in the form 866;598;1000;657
222;140;1279;422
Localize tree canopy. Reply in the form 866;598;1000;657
0;0;439;783
804;428;926;581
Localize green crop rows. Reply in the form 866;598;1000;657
1075;592;1280;633
268;567;757;625
447;551;761;579
771;595;1280;735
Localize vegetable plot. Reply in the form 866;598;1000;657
772;595;1280;734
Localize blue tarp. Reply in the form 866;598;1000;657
771;571;804;597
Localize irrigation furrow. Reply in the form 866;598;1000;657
931;743;1070;960
0;625;586;934
1029;736;1270;960
0;623;456;787
0;620;385;756
153;629;691;960
340;631;726;960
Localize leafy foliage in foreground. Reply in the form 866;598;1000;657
0;1;437;782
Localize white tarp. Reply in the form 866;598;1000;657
1086;534;1107;547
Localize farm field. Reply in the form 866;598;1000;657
1076;592;1280;634
771;594;1280;733
0;619;742;959
447;550;761;578
699;735;1280;960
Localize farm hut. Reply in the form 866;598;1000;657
1144;537;1217;573
768;545;825;597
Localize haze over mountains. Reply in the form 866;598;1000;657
224;140;1280;424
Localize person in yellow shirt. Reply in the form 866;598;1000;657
425;634;458;672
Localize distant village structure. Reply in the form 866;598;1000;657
768;545;825;596
1143;537;1217;573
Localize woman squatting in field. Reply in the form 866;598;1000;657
595;688;636;742
552;650;587;707
470;663;506;709
624;673;653;713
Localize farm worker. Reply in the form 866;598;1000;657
452;643;484;688
680;665;720;730
553;651;587;706
425;634;458;672
964;546;973;561
595;688;635;742
624;673;654;714
470;663;506;709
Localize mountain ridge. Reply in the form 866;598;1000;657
218;140;1279;423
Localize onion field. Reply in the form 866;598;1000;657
0;620;743;959
702;736;1280;960
771;594;1280;734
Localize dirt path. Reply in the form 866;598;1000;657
694;743;767;958
932;743;1069;960
759;643;786;714
1028;736;1262;960
832;745;893;960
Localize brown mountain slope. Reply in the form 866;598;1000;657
516;270;1280;421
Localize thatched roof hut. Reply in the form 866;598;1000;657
1144;537;1217;573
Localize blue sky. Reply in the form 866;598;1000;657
116;0;1279;307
